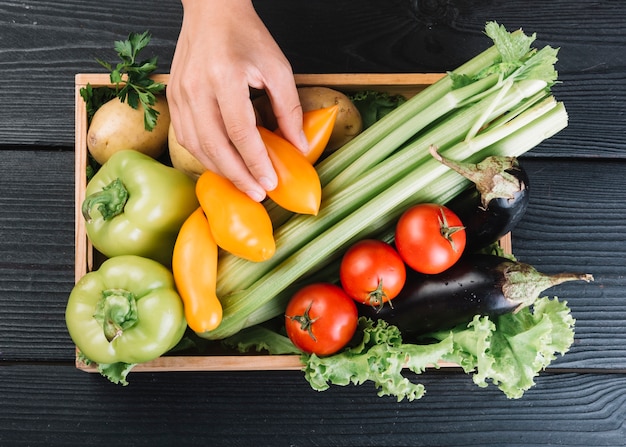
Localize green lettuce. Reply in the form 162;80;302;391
77;351;136;386
472;296;574;398
222;325;301;355
304;318;453;402
348;90;407;129
301;296;574;401
227;296;574;401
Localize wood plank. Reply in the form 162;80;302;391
0;0;624;160
1;364;626;446
1;150;626;373
1;1;625;443
0;150;76;361
259;0;626;160
513;158;626;370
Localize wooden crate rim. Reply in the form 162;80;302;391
74;72;510;373
75;72;446;88
76;354;462;373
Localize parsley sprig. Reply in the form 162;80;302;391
82;31;165;131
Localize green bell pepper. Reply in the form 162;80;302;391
66;255;187;366
82;150;199;266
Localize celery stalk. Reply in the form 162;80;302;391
204;23;567;340
314;44;503;186
322;74;501;193
264;59;505;228
216;79;549;297
264;28;546;227
205;98;568;340
245;101;568;329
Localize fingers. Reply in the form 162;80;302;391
166;0;305;201
170;78;272;201
214;80;278;197
167;65;223;177
265;70;308;155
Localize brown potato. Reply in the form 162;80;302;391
253;86;363;152
87;95;170;165
297;87;363;151
167;103;263;181
168;123;206;181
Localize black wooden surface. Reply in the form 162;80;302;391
1;1;626;445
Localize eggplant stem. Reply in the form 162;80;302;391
429;145;524;208
549;273;595;286
503;263;594;310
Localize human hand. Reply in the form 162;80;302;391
167;0;307;201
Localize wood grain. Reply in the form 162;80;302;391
1;150;626;371
513;158;626;370
0;150;75;361
0;0;624;159
2;1;626;444
2;365;626;446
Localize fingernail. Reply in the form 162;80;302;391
299;130;310;151
259;176;277;191
246;189;266;202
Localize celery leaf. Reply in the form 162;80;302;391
478;21;559;85
485;21;536;65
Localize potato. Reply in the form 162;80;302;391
167;104;263;181
253;86;363;152
87;94;170;165
168;123;206;181
297;87;363;151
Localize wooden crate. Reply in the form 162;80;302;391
74;73;510;373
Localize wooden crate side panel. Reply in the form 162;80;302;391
74;73;508;373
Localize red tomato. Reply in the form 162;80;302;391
284;283;358;356
339;239;406;308
395;203;466;274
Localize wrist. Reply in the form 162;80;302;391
181;0;254;11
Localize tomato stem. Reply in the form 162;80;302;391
368;279;388;311
438;207;465;253
286;301;318;341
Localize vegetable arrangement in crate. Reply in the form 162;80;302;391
69;24;593;400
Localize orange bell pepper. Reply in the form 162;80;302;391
276;105;339;164
258;126;322;216
196;170;276;262
172;207;222;333
301;104;339;163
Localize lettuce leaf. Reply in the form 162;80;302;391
303;318;453;402
223;324;301;355
348;90;407;129
223;297;575;401
77;351;135;386
302;297;574;401
474;296;575;398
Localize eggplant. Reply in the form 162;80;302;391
359;254;593;337
431;147;529;252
